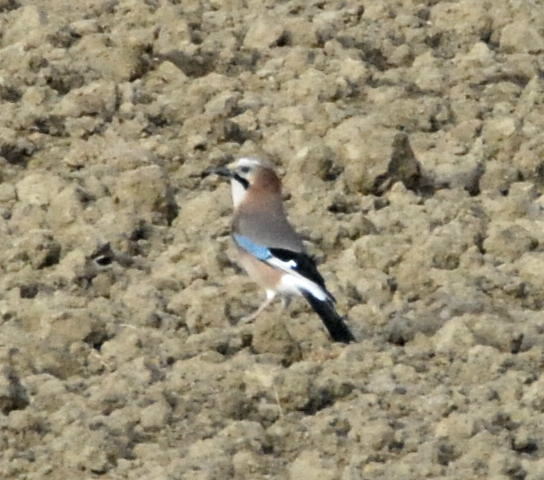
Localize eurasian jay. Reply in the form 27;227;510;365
211;157;355;343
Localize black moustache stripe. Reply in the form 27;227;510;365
233;174;249;189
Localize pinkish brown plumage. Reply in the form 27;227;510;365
212;157;355;343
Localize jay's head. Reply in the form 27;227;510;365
212;157;281;207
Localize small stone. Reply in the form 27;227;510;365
435;412;476;440
501;21;544;54
3;5;45;46
433;316;476;354
140;400;172;430
56;81;117;118
244;16;286;49
16;173;64;207
483;223;537;263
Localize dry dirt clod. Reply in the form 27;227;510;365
1;0;544;478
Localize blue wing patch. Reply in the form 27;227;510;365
233;234;272;261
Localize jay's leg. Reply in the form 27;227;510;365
240;289;276;324
280;296;291;310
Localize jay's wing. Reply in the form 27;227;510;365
233;233;354;343
233;234;335;302
233;207;304;253
268;248;330;296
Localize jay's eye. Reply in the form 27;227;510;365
240;166;250;174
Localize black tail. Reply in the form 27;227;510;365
301;292;355;343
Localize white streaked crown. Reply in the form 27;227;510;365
229;157;265;169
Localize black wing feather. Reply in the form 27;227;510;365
268;248;336;301
268;248;355;343
301;291;355;343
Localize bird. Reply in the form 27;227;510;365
210;157;355;343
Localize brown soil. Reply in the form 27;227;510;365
1;0;544;478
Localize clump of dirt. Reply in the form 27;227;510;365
1;0;544;478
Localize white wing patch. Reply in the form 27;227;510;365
266;256;330;301
277;272;329;301
267;257;297;272
237;243;330;302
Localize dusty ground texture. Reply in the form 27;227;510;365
1;0;544;478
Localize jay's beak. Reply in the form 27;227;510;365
202;166;232;178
